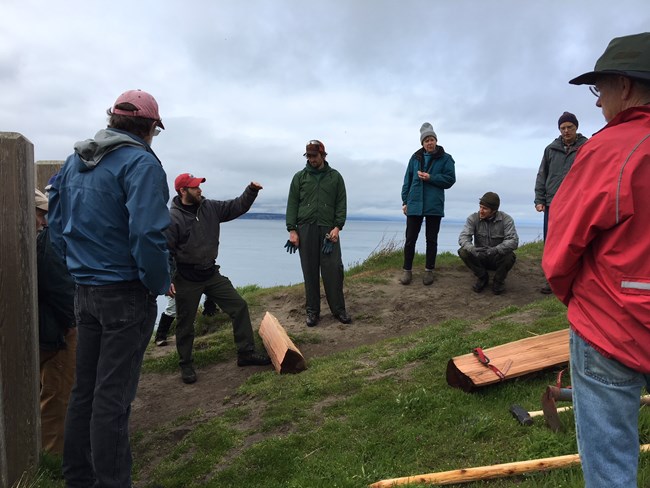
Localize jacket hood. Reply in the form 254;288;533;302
550;133;588;150
73;128;149;171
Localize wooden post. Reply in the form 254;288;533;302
258;312;307;374
0;132;41;485
35;160;64;192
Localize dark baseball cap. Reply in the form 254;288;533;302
303;139;326;156
569;32;650;85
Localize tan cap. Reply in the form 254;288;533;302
35;189;48;212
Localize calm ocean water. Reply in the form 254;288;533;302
214;218;543;288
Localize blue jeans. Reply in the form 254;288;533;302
63;281;156;488
570;329;649;488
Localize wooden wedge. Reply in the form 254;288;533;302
258;311;307;374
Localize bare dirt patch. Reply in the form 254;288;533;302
131;258;548;434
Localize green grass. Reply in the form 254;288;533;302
28;241;650;487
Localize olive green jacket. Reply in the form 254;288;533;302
286;161;347;231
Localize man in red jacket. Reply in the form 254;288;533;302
543;33;650;487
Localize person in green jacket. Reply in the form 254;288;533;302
286;140;351;327
400;122;456;286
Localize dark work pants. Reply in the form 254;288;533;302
403;215;442;271
298;223;346;316
457;248;517;284
63;281;156;488
543;205;550;241
174;269;255;367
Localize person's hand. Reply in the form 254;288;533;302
289;230;299;247
535;204;545;212
402;204;407;215
284;240;298;254
322;236;334;254
166;283;176;298
486;247;499;258
328;227;340;242
417;171;430;181
472;246;486;258
249;181;263;191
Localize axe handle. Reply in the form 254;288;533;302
529;406;572;418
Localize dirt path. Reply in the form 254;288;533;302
131;258;548;432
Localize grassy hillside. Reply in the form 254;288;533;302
29;243;650;487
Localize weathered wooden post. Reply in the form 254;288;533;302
0;132;41;486
35;160;64;192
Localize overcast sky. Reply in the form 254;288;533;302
2;0;648;223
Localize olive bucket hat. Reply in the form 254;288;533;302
569;32;650;85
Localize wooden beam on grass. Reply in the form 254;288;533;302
258;311;307;374
370;444;650;487
446;329;569;392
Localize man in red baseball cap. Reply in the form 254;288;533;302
166;173;271;384
48;89;171;487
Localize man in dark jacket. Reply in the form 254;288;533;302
534;111;588;293
458;192;519;295
35;189;76;455
286;140;351;327
167;173;271;384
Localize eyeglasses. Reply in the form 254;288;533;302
589;85;600;97
153;126;161;137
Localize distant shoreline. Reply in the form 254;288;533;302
241;212;542;226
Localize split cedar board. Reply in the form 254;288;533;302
259;311;307;374
446;329;569;392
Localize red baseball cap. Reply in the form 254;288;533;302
111;89;165;129
174;173;206;191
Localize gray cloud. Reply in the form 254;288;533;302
2;0;649;229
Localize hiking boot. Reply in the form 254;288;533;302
155;339;168;347
181;366;197;384
540;282;552;294
306;311;320;327
472;274;489;293
422;269;434;286
237;352;272;367
334;311;352;324
399;269;412;285
492;280;506;295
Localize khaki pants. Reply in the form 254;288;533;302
40;330;77;455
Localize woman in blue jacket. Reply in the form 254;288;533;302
400;122;456;285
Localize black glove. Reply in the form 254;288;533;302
202;298;218;317
321;237;334;255
472;246;486;258
284;240;298;254
486;247;499;258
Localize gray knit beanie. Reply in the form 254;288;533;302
420;122;437;144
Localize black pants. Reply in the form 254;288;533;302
458;248;517;284
403;215;442;271
174;270;255;367
297;223;346;316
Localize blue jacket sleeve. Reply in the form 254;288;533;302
124;162;171;295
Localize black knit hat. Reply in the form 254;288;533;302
558;111;579;129
479;192;500;211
